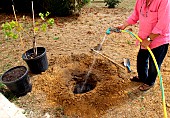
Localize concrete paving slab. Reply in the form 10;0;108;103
0;93;26;118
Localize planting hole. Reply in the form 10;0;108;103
72;73;97;94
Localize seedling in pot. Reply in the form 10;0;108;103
1;1;55;74
31;1;54;57
1;1;55;58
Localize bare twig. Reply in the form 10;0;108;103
11;0;26;57
32;1;37;56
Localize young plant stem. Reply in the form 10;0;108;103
11;5;17;22
12;1;25;57
32;1;37;56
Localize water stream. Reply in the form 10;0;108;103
79;34;107;93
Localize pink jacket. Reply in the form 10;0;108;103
127;0;170;49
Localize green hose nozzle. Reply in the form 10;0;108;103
106;27;121;34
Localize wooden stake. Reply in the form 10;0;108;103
31;1;37;56
91;48;125;70
11;1;25;57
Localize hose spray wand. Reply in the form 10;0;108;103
106;27;167;118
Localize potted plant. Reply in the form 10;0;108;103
1;1;55;74
21;10;54;74
0;66;32;97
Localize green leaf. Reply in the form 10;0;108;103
39;13;45;20
47;18;54;26
41;23;47;31
45;11;50;17
34;27;39;32
12;34;18;39
35;22;39;25
2;22;11;31
10;20;16;28
1;23;5;29
5;32;12;37
53;37;59;40
39;13;43;17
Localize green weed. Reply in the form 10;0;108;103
126;40;132;45
0;82;5;88
139;106;145;111
3;63;12;72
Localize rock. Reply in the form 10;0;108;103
166;102;170;108
44;112;50;118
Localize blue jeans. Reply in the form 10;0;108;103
137;44;169;86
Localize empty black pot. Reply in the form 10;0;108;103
22;47;48;74
0;66;32;97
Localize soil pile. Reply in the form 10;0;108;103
32;53;131;117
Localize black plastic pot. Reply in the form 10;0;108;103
0;66;32;97
22;47;48;74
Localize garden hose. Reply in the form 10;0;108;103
106;28;167;118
